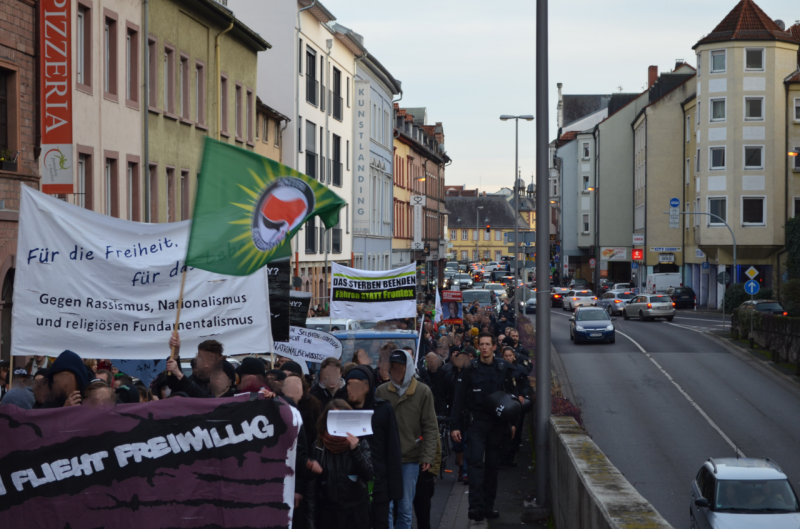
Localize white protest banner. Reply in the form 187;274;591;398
12;185;273;359
330;262;417;320
273;327;342;374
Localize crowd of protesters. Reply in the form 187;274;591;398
0;287;533;528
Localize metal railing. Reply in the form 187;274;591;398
333;94;343;121
306;78;318;106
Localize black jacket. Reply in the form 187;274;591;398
313;439;373;508
425;368;448;417
450;357;518;432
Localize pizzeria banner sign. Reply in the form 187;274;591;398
0;396;300;528
330;262;417;320
12;186;273;359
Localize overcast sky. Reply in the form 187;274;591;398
279;0;797;193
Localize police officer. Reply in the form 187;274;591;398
450;332;519;522
501;346;531;466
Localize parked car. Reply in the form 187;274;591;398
562;290;597;311
646;273;682;294
597;291;636;316
623;294;675;321
306;318;362;332
525;296;537;314
568;278;589;289
690;457;800;529
569;307;616;344
667;286;697;309
737;299;788;316
550;287;570;307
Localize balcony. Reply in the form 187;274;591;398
305;152;318;180
306;78;318;106
333;94;343;121
332;161;342;187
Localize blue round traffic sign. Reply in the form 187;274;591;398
744;280;760;296
670;198;680;208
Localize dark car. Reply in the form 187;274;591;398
569;307;616;344
737;299;787;315
550;287;570;307
666;287;697;309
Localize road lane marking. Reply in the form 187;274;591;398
674;317;729;323
615;329;746;458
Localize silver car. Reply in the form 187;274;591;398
562;290;597;311
622;294;675;321
691;458;800;529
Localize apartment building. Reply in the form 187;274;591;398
446;195;528;263
254;97;290;164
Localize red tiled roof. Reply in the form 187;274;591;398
787;71;800;83
790;24;800;65
555;130;580;148
693;0;799;49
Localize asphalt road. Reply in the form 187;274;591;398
544;306;800;528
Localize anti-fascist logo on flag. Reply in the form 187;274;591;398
187;138;345;276
252;178;315;252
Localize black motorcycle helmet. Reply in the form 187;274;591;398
485;391;522;421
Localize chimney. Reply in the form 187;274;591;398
648;66;658;89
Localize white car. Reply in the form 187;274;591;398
484;261;501;272
305;318;362;332
562;290;597;311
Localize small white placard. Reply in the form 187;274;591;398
327;410;374;437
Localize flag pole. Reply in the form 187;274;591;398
167;269;188;375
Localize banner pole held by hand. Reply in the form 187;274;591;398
168;269;188;375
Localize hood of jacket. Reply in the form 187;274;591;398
390;350;416;397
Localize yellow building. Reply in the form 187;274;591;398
254;98;290;164
445;195;529;263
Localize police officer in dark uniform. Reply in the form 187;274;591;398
450;332;520;522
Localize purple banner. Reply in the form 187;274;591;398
0;395;299;528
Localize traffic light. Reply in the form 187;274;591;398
486;224;491;233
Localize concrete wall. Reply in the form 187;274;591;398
549;416;674;529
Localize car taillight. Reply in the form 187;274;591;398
784;312;788;316
614;300;621;303
593;297;597;300
573;298;578;301
672;302;676;307
647;303;652;308
554;295;560;298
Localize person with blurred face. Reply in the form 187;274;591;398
165;333;231;398
353;349;371;366
311;358;343;408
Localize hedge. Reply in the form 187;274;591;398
731;309;800;370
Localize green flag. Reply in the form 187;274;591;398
186;138;346;276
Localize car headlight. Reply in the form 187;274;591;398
575;325;585;331
606;324;614;331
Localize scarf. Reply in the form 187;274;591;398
320;430;351;454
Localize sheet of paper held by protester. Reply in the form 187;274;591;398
0;395;301;528
273;326;342;374
11;186;273;359
327;410;374;437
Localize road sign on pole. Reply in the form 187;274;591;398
717;271;731;284
589;258;596;268
744;280;760;296
745;266;759;280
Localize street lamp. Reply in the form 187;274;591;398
476;206;484;262
500;114;534;325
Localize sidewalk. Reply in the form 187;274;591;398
437;414;543;528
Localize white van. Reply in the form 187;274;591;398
646;273;682;294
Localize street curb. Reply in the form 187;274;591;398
704;331;800;398
550;342;576;405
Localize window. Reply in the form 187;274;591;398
745;48;764;71
195;61;205;125
275;121;280;146
246;89;253;143
686;116;691;142
582;214;589;233
461;250;468;260
76;4;91;89
220;75;228;134
685;203;690;230
127;159;140;221
473;229;478;241
696;101;700;129
104;156;118;217
710;50;726;73
332;134;342;187
104;12;118;99
495;230;502;241
305;48;317;106
695;198;700;227
697;52;701;75
583;176;589;191
179;54;190;119
166;167;176;222
297;116;302;152
710;98;726;122
305;216;317;252
795;147;800;171
582;142;589;159
795;198;800;217
484;230;490;241
696;149;700;173
483;250;490;260
461;230;468;240
495;250;502;262
795;99;800;121
450;230;456;240
708;197;726;225
298;39;303;74
742;197;765;225
164;46;175;114
235;84;242;140
686;158;690;184
709;147;725;170
744;146;763;169
305;120;316;179
745;97;764;121
148;37;157;109
125;24;139;106
180;170;189;220
346;140;349;170
77;152;92;209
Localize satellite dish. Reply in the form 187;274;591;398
775;19;786;30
